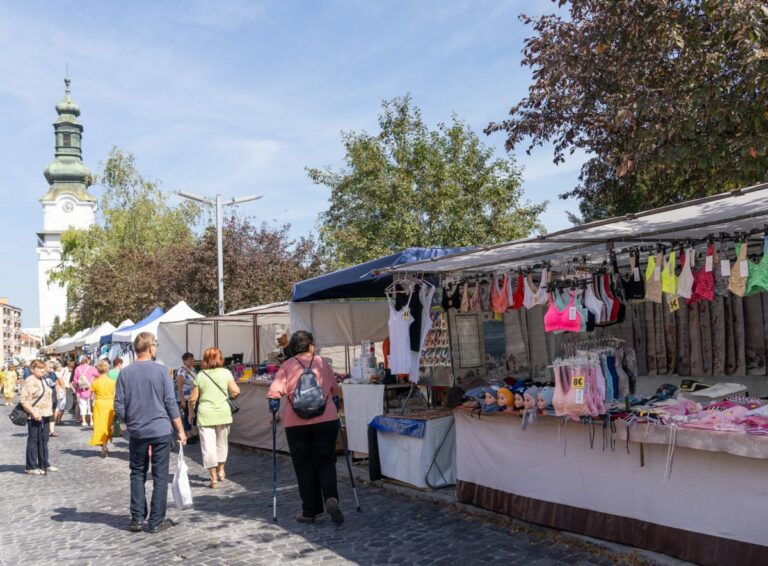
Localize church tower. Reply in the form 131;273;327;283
36;78;96;331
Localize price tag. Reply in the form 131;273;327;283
401;307;411;320
493;311;503;321
633;267;641;282
721;259;731;277
653;266;661;281
740;260;749;277
575;389;585;405
705;255;713;272
568;306;577;321
668;297;680;313
571;375;585;389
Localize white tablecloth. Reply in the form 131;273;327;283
341;383;384;454
377;415;456;488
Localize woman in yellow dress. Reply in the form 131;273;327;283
89;360;116;458
2;365;18;405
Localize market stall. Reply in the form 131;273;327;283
291;247;464;469
381;182;768;563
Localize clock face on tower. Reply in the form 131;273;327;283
62;201;74;213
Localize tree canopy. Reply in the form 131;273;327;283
487;0;768;220
53;148;321;327
309;96;546;268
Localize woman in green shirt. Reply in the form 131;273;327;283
187;348;240;488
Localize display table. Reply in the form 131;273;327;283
454;409;767;565
372;413;456;489
341;383;385;454
229;382;289;453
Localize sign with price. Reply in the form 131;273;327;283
571;375;585;389
668;297;680;313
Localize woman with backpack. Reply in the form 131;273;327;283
267;331;344;525
186;348;240;489
72;355;98;427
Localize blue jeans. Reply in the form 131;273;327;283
26;417;50;471
128;434;174;528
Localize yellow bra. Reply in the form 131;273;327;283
661;250;677;295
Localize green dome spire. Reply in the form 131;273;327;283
41;77;95;203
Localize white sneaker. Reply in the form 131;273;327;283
26;469;42;475
45;466;59;472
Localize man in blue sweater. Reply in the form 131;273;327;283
114;332;186;533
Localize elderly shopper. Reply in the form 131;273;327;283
72;355;98;427
267;331;344;524
20;360;57;475
187;348;240;488
114;332;186;534
90;360;116;458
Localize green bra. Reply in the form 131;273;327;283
746;236;768;296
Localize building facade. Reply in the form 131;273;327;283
37;78;96;332
1;298;23;365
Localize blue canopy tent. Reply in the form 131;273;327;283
292;247;470;302
100;306;164;345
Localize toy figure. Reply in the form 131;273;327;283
537;386;555;412
521;385;539;430
513;391;525;410
497;387;514;413
482;387;500;413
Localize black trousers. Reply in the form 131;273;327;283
26;417;50;471
285;420;339;517
128;434;174;528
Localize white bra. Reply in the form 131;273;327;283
584;278;607;324
677;247;695;299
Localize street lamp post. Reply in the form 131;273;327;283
177;191;262;316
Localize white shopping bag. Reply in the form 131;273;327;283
172;445;193;510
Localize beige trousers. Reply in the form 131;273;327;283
199;425;230;469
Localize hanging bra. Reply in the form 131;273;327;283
479;283;491;312
728;242;749;297
536;268;549;306
584;279;607;324
441;283;462;311
491;275;510;314
553;288;590;332
746;236;768;296
645;252;663;303
459;283;470;312
469;282;482;311
689;244;715;304
522;273;537;309
508;272;524;310
713;244;729;297
661;250;678;296
677;248;695;299
621;253;645;300
544;290;582;333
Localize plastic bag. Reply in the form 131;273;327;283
172;445;193;510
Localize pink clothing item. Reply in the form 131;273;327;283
72;364;98;399
680;405;749;432
267;353;339;428
544;291;582;333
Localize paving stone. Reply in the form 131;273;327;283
0;410;638;565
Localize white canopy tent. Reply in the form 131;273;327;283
74;322;115;351
156;302;290;367
51;327;93;354
111;301;203;343
289;301;389;348
382;182;768;274
42;334;71;355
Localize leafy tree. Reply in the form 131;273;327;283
52;147;201;326
487;0;768;220
309;96;546;268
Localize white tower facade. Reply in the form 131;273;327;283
37;78;96;332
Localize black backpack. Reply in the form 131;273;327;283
289;355;327;419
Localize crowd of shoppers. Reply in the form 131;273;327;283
2;329;346;532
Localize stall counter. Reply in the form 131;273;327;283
454;409;767;566
229;381;289;453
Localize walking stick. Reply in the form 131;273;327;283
339;419;362;512
271;413;278;523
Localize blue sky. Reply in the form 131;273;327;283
0;0;584;327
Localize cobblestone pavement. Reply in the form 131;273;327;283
0;409;638;566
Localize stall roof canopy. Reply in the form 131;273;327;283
292;247;472;302
385;182;768;274
105;307;164;344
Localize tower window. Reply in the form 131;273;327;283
62;133;71;147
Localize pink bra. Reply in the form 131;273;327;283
544;291;582;333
